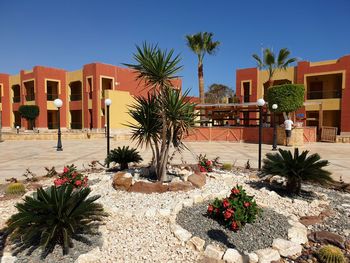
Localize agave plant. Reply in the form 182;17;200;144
105;146;143;170
262;148;333;194
6;185;107;257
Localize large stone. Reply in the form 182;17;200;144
299;216;323;226
308;231;345;249
168;181;195;192
75;247;101;263
204;244;225;260
128;181;167;193
172;224;192;244
287;220;308;245
272;238;302;257
188;172;206;188
247;252;259;263
187;236;206;251
254;248;280;263
112;172;132;191
223;248;248;263
1;252;17;263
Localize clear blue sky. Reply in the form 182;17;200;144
0;0;349;96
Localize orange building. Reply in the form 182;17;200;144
236;55;350;135
0;63;181;131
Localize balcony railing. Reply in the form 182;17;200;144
47;94;58;101
71;122;82;129
307;90;342;100
25;94;35;101
70;94;82;101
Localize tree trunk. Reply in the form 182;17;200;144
198;62;204;104
286;177;301;194
120;163;128;170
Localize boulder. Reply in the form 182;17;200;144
172;224;192;244
128;181;167;193
247;252;259;263
254;248;280;263
223;248;247;263
188;172;206;188
1;252;17;263
272;238;302;257
288;226;308;244
75;247;101;263
204;244;225;260
299;216;323;226
187;236;206;251
308;231;345;249
168;181;195;192
112;172;132;191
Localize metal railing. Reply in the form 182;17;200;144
25;94;35;101
307;90;341;100
70;94;82;101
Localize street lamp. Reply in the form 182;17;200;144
257;98;265;171
54;98;63;151
16;126;20;134
272;104;278;151
104;124;107;138
105;98;112;168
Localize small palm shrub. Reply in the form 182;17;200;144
262;148;333;194
197;154;213;172
54;165;88;188
317;245;346;263
6;182;26;195
105;146;143;170
207;185;260;231
222;163;232;171
6;185;107;256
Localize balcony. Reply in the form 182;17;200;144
307;90;342;100
26;94;35;101
70;94;82;101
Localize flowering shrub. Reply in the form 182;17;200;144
207;185;260;231
54;164;88;188
197;154;213;172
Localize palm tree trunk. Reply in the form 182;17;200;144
198;62;204;104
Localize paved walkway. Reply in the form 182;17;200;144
0;139;349;183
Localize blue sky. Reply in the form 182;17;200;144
0;0;349;96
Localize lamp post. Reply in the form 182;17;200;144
54;98;63;151
257;98;265;170
272;104;278;151
105;98;112;168
16;126;20;134
104;124;107;138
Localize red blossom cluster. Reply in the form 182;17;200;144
198;154;213;172
54;165;88;188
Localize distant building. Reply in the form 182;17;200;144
0;63;181;130
236;55;350;135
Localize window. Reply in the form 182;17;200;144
243;82;250;103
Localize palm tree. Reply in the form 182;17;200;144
262;148;333;194
252;48;297;88
186;32;220;104
125;43;196;181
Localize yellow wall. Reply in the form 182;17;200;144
9;75;21;126
257;67;295;98
105;90;136;128
305;98;341;111
66;70;83;128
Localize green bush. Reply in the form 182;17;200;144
207;185;260;231
6;185;107;257
266;84;304;113
105;146;143;170
18;105;40;128
317;245;346;263
6;183;26;195
262;148;333;194
222;163;232;171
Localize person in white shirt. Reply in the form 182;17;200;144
284;117;294;146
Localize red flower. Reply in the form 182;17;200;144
75;180;82;186
214;208;220;215
207;205;214;214
244;202;251;207
54;178;62;186
199;166;206;173
223;209;234;220
223;199;230;208
63;167;69;173
72;172;78;178
231;221;239;231
206;160;211;166
231;188;240;195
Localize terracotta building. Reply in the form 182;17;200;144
0;63;181;131
236;55;350;135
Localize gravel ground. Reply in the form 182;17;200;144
176;202;291;253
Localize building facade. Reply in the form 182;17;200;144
236;55;350;135
0;63;181;130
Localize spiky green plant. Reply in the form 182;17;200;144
5;182;26;195
6;185;107;257
105;146;143;170
262;148;333;194
318;245;346;263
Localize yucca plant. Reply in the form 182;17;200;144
262;148;333;194
6;185;107;257
105;146;143;170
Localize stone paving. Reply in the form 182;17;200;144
0;139;349;183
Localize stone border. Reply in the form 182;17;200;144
167;175;308;263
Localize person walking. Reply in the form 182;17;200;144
284;116;294;146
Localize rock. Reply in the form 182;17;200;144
168;181;195;192
188;172;206;188
128;181;167;193
272;238;302;257
171;177;182;183
299;216;323;226
1;252;17;263
112;172;132;191
247;252;259;263
223;248;247;263
204;244;225;260
187;236;205;251
288;226;308;244
182;198;194;207
172;224;192;244
308;231;345;249
75;247;101;263
158;208;171;217
254;248;280;263
345;239;350;250
173;202;183;214
192;194;204;204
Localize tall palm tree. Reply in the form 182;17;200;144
252;48;297;88
186;32;220;104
